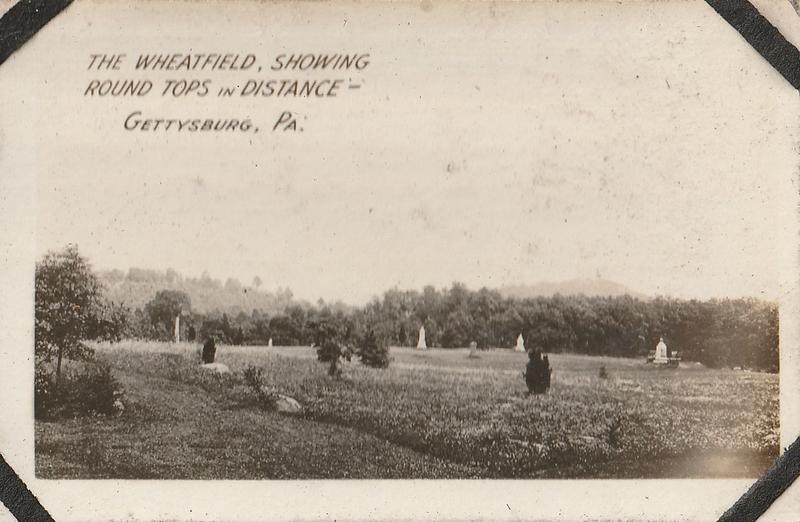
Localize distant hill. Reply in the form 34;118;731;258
97;268;306;315
498;278;645;300
98;267;645;316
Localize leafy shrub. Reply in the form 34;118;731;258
242;364;263;388
35;360;123;420
243;364;278;409
75;362;122;415
35;245;103;382
86;300;130;342
144;289;191;341
358;329;390;369
315;341;338;363
311;315;352;377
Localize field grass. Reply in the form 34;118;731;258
35;341;779;479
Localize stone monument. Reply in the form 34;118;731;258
174;315;180;343
202;337;217;364
416;325;427;350
654;337;669;364
515;333;525;352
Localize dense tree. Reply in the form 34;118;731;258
86;300;129;342
344;285;778;371
357;328;390;369
310;308;353;377
269;313;304;345
144;290;191;340
35;246;104;384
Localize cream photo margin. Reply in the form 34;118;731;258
1;1;799;520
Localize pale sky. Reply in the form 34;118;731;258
3;1;797;304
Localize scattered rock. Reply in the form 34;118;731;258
274;393;303;414
199;362;230;374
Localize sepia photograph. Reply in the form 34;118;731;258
2;0;800;519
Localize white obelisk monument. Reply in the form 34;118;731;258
515;333;525;352
417;325;427;350
174;315;180;343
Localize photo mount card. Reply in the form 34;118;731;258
1;0;799;520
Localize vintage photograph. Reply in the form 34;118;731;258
3;0;796;504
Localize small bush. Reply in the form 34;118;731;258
243;364;277;409
358;329;390;369
35;360;123;420
74;362;121;415
316;340;339;363
598;365;608;379
310;315;353;378
317;340;353;378
242;364;263;388
524;350;552;394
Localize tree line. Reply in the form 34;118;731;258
39;246;780;373
358;284;778;371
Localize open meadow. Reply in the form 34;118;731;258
35;341;779;479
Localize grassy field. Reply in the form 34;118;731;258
35;341;778;479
